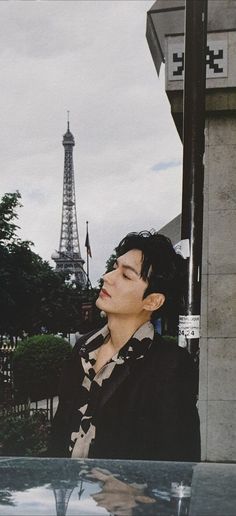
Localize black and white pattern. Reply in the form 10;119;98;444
70;321;154;458
168;39;228;81
172;50;184;77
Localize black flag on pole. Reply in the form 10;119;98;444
85;224;92;258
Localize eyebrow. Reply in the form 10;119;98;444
116;258;140;277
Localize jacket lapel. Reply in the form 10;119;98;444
96;360;131;411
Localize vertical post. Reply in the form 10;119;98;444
50;397;54;423
86;220;89;289
179;0;208;357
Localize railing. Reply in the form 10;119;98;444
0;345;14;394
0;398;55;423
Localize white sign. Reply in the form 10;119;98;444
168;39;228;81
178;315;200;348
174;239;190;259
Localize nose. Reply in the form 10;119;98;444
103;268;116;285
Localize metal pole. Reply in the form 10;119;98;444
86;221;90;290
179;0;208;358
50;396;54;422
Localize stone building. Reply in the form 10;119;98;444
147;0;236;461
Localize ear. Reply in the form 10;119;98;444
142;293;165;313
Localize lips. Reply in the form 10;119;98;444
100;288;111;298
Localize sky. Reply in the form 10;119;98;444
2;483;109;515
0;0;183;286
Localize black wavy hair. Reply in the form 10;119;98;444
115;230;184;316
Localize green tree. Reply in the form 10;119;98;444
12;334;72;401
0;190;22;245
0;411;50;456
0;192;84;337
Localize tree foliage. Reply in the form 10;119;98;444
0;191;93;337
0;411;50;456
12;334;72;401
0;190;22;245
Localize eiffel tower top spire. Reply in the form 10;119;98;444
52;117;86;288
63;111;75;145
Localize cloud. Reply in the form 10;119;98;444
6;482;110;515
151;160;182;172
0;0;183;288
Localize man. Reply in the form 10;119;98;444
49;230;200;461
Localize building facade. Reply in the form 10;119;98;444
147;0;236;461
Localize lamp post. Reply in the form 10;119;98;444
178;0;208;361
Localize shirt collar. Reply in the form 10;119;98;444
79;321;154;362
79;325;109;357
117;321;154;360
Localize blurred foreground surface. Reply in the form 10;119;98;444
0;457;235;515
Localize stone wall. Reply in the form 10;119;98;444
147;0;236;461
199;113;236;461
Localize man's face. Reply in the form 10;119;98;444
96;249;149;317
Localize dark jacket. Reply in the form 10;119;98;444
48;330;200;461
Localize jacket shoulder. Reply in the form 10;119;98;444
152;332;186;357
153;332;192;358
152;332;197;374
152;332;198;395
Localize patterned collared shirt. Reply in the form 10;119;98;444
70;321;154;458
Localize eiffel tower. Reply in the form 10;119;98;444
52;484;75;516
52;115;87;287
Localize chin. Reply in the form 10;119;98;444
95;297;104;309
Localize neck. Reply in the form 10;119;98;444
107;313;151;352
